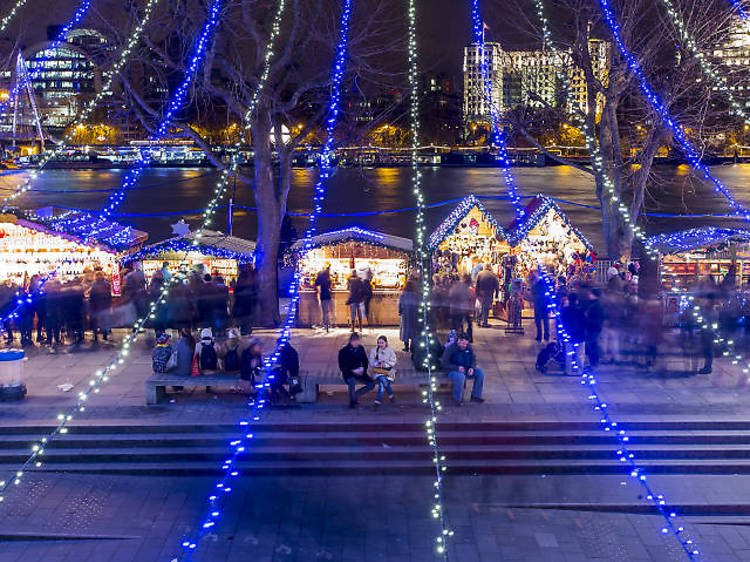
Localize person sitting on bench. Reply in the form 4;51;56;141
441;332;485;406
338;332;374;408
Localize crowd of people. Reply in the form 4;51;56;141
0;261;261;349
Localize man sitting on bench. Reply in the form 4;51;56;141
441;332;485;406
338;332;374;408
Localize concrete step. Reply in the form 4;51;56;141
4;444;750;465
6;458;750;476
6;419;750;434
6;429;750;449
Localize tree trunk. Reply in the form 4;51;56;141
252;110;282;326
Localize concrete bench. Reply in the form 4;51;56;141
296;370;451;403
145;373;241;405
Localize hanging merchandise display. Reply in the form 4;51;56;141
0;210;146;289
126;230;255;284
647;227;750;290
290;227;412;326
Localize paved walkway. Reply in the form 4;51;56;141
1;321;750;560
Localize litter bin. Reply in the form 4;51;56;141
0;349;26;400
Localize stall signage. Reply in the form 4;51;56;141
112;267;121;296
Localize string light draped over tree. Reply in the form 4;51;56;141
174;0;359;556
475;0;704;555
0;0;93;115
97;0;225;221
1;0;164;209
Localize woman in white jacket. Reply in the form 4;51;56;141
369;335;397;405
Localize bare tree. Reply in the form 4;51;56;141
495;0;735;260
99;0;404;324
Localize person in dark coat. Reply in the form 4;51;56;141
362;273;373;322
561;293;586;374
338;332;374;408
475;264;500;327
441;332;485;405
197;274;214;327
63;281;85;345
148;272;167;336
232;265;256;335
43;279;62;346
212;275;230;335
449;275;474;343
89;271;112;342
531;274;549;342
315;265;333;332
398;280;419;352
583;288;604;368
0;279;18;343
269;340;300;403
167;282;194;331
347;271;365;333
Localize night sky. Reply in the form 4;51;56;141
4;0;539;81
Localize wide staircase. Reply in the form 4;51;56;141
2;420;750;475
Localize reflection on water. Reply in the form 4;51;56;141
2;165;750;253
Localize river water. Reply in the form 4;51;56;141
2;164;750;252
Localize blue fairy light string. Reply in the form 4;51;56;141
0;0;93;116
1;0;163;208
597;0;750;222
97;0;224;222
475;0;703;557
0;0;233;502
175;0;351;556
727;0;750;20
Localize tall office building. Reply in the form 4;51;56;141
463;39;610;122
711;15;750;112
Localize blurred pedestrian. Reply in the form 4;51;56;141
398;280;419;352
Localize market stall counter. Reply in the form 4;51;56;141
288;227;413;327
0;208;147;293
124;229;256;283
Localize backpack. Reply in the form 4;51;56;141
223;347;240;372
152;345;172;373
199;341;218;371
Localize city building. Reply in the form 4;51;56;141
1;26;111;137
711;15;750;113
462;39;610;123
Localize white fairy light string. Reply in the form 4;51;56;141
530;0;658;259
474;0;703;557
0;0;30;35
0;0;92;116
408;0;451;558
657;0;750;123
1;0;163;208
0;0;230;503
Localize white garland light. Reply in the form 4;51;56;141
530;0;657;259
1;0;163;209
0;0;29;35
0;0;239;503
407;0;452;558
659;0;750;123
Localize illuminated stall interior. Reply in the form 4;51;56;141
428;194;511;277
648;227;750;290
0;208;146;289
291;227;413;326
129;230;255;283
506;194;595;279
